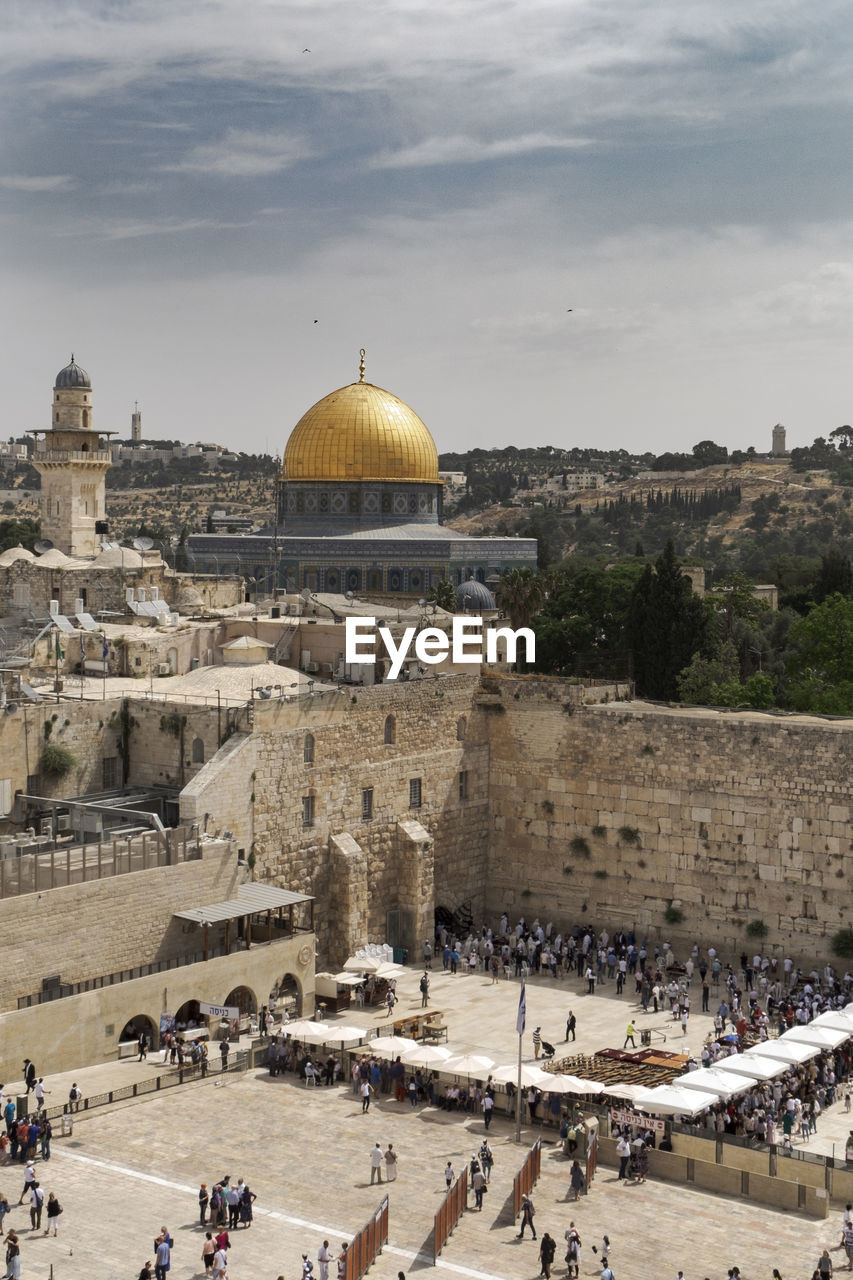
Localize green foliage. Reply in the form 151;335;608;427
831;929;853;959
664;905;685;924
591;824;606;838
569;836;591;857
0;517;40;554
426;579;457;611
39;744;76;778
746;919;768;938
495;568;546;630
593;869;608;879
618;825;641;846
785;594;853;714
159;712;186;738
677;647;775;709
627;541;713;700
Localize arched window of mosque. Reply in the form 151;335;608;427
192;738;205;764
457;716;467;741
304;733;315;764
384;715;396;745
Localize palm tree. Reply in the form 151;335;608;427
495;568;545;629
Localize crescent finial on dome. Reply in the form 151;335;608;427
359;349;366;383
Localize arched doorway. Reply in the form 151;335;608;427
271;973;301;1018
224;985;257;1017
118;1013;157;1048
174;998;203;1030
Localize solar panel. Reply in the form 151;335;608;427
76;613;98;631
52;614;76;634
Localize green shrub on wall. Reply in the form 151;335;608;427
39;744;76;778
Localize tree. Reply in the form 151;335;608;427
692;440;728;465
627;541;712;700
427;579;456;611
814;548;853;602
495;568;546;630
785;593;853;714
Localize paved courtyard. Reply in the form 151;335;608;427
1;964;848;1279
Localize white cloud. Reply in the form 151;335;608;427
371;133;592;170
163;129;312;178
0;174;74;192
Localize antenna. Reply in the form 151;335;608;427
132;537;154;551
34;539;54;554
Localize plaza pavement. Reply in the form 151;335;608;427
1;963;848;1280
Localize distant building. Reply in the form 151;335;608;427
772;423;787;456
0;442;28;461
131;402;142;443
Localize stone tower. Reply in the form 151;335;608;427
772;423;787;456
131;402;142;443
29;357;114;558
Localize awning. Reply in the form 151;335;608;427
174;883;313;925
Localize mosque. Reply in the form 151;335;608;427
188;351;537;598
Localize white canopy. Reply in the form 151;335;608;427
635;1084;719;1116
812;1011;853;1034
444;1052;496;1077
399;1043;455;1068
711;1054;788;1081
542;1073;606;1095
677;1067;757;1098
745;1040;817;1065
490;1062;550;1088
283;1019;330;1040
322;1024;369;1044
368;1034;418;1057
783;1024;849;1050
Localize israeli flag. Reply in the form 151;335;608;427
516;981;526;1037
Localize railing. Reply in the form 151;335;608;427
344;1195;389;1280
0;827;199;900
31;1050;249;1122
512;1138;542;1218
34;449;111;464
433;1166;468;1262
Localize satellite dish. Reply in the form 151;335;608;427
132;536;154;551
34;539;54;554
300;587;313;602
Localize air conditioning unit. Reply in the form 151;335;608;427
157;662;170;676
137;588;147;602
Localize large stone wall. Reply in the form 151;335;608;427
483;677;853;961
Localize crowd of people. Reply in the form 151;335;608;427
0;1064;66;1278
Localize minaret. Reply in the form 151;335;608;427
131;401;142;442
29;356;114;557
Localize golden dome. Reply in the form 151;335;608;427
284;376;439;485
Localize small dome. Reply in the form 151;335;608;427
34;548;76;568
0;544;36;567
92;546;143;569
55;355;91;390
455;579;496;612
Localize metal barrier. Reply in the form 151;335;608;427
512;1138;542;1218
31;1051;249;1124
344;1195;389;1280
433;1166;468;1263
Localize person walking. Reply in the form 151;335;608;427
566;1011;576;1041
29;1181;44;1231
564;1224;582;1279
360;1080;374;1113
22;1062;36;1095
4;1232;20;1280
472;1165;486;1210
40;1117;52;1161
532;1027;542;1059
212;1242;228;1279
444;1161;454;1190
569;1159;585;1201
201;1233;216;1272
384;1144;397;1182
517;1193;536;1239
538;1232;556;1278
482;1091;494;1129
419;972;430;1007
219;1040;230;1073
623;1021;636;1049
154;1231;172;1280
44;1191;61;1237
369;1143;384;1184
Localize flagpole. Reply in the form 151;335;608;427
515;979;525;1144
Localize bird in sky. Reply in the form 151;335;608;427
313;320;319;324
303;48;311;53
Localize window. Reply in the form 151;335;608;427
409;777;422;809
362;787;374;820
102;757;120;789
302;795;315;827
458;770;469;801
303;733;314;764
192;738;205;764
384;715;396;745
456;716;467;741
0;779;11;819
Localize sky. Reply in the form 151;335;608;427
2;0;853;458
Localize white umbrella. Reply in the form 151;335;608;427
783;1024;850;1050
326;1024;369;1044
677;1067;757;1098
368;1034;418;1057
606;1082;655;1103
746;1040;817;1065
635;1085;719;1116
541;1073;605;1095
332;972;366;987
399;1043;454;1068
443;1053;496;1079
344;955;383;973
374;962;405;979
490;1062;548;1088
713;1053;787;1081
283;1019;330;1039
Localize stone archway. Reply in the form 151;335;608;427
118;1013;157;1049
224;985;257;1016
